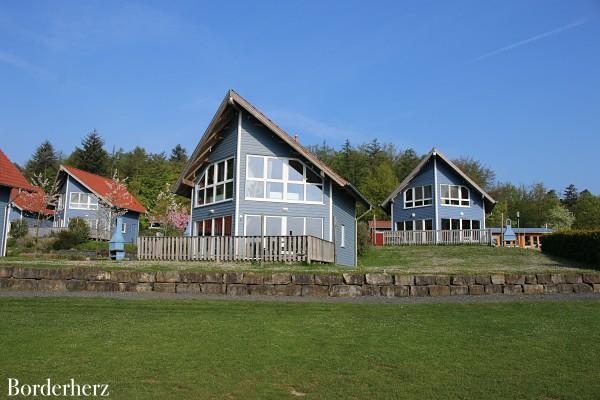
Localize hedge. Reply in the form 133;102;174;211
541;230;600;266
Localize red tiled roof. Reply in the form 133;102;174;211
10;187;54;215
368;220;392;229
0;148;34;190
61;165;147;213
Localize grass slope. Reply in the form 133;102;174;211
1;297;599;399
0;245;592;275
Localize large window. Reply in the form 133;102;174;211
441;218;480;230
244;215;324;238
194;215;233;236
404;185;432;208
195;158;234;207
440;184;470;206
396;219;433;231
69;192;98;210
245;155;324;204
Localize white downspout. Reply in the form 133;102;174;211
2;204;10;257
234;109;242;236
63;175;70;227
329;180;333;241
433;153;439;244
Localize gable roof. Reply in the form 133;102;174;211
172;90;370;207
10;187;54;215
381;148;496;211
0;148;35;191
57;165;147;213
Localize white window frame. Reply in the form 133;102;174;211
194;157;234;208
243;214;324;238
121;222;127;234
403;185;433;209
440;184;470;207
440;218;480;230
69;192;98;210
396;219;433;231
195;215;233;237
340;224;346;248
244;155;324;205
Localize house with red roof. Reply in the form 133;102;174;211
9;187;55;229
0;148;35;256
52;165;147;243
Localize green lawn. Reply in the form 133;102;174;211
357;245;596;274
1;297;599;399
0;245;593;275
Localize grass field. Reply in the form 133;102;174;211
0;245;593;275
1;297;599;399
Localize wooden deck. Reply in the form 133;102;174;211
381;229;493;246
137;235;336;264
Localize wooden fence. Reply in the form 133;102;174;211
382;229;493;246
137;235;335;263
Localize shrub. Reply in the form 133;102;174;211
68;217;90;243
10;219;28;239
52;230;81;250
356;221;371;256
541;230;600;266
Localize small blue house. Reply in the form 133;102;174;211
173;90;371;266
9;187;54;229
381;149;496;233
52;165;147;243
1;148;35;256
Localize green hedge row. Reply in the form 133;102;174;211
541;230;600;266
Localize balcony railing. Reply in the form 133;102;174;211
137;235;335;264
381;229;493;246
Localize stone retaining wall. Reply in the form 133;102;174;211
1;267;599;298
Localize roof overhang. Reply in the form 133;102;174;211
172;90;371;209
380;148;496;213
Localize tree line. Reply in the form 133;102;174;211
18;131;600;230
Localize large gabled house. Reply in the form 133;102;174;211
0;148;35;256
172;90;371;266
381;148;496;235
52;165;147;243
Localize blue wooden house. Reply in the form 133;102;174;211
172;90;371;266
381;149;496;238
0;148;35;256
52;165;147;243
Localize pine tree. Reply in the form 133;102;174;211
169;144;188;163
70;129;109;175
24;140;59;181
562;184;578;209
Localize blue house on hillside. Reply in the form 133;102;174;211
381;149;496;236
172;90;371;266
52;165;147;243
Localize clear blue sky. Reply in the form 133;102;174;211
1;0;598;193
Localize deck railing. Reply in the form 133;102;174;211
137;235;335;264
382;229;492;246
33;227;111;240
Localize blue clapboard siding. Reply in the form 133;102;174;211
392;158;436;229
0;186;10;256
332;185;356;267
237;110;332;241
9;207;53;228
191;119;237;225
436;160;485;226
